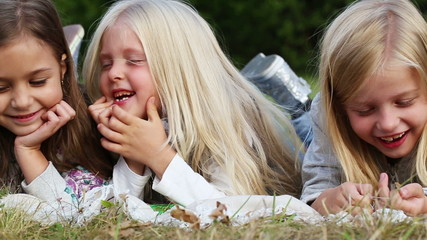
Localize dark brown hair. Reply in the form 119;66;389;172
0;0;115;187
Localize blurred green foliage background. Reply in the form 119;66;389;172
53;0;427;78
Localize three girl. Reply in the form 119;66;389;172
83;0;303;206
0;0;115;204
302;0;427;216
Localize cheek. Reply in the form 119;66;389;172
0;95;8;111
43;82;63;108
99;77;110;96
47;89;64;108
347;114;369;137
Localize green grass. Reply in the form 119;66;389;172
0;205;426;239
301;74;320;99
3;75;423;239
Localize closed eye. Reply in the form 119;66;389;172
127;59;146;66
395;98;415;106
30;79;47;86
101;60;113;70
0;85;9;93
353;107;375;116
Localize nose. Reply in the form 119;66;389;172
107;60;125;82
11;87;33;110
376;107;400;133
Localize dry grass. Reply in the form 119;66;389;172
0;204;425;240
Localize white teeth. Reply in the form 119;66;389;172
119;96;129;101
114;92;132;98
380;132;405;142
113;91;134;101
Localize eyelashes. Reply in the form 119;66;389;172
100;58;147;69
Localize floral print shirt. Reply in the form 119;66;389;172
62;166;110;203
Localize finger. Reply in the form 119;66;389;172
98;107;113;127
350;193;371;209
100;137;123;155
97;123;124;144
48;103;74;124
337;183;362;209
399;183;424;199
378;173;390;198
349;205;372;216
111;105;136;125
39;110;61;135
376;173;391;208
389;189;404;209
93;96;107;105
91;97;114;109
107;116;127;133
57;101;76;120
146;96;161;122
353;184;373;208
357;183;373;196
88;97;114;122
57;100;76;119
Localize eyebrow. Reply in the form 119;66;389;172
349;88;420;106
0;67;53;81
25;68;53;78
100;48;146;58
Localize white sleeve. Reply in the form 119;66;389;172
21;161;69;203
112;156;151;199
152;154;229;207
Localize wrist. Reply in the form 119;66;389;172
14;146;42;163
149;147;176;178
124;158;146;175
14;149;48;184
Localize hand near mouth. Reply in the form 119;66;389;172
14;100;76;183
88;96;114;124
97;97;176;178
15;100;76;149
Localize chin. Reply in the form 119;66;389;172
12;124;43;136
382;149;410;159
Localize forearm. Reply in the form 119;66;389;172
15;148;49;184
152;154;228;207
21;162;68;202
113;156;151;199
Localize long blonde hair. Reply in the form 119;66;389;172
83;0;302;197
320;0;427;186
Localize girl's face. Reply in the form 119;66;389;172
0;36;65;136
345;65;427;159
99;21;159;120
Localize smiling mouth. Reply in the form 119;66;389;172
9;110;40;123
113;91;135;102
379;131;407;143
13;112;37;119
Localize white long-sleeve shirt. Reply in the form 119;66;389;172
22;162;74;203
113;153;234;206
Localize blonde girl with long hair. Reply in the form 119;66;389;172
83;0;302;206
302;0;427;216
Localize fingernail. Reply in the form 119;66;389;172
400;188;408;195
